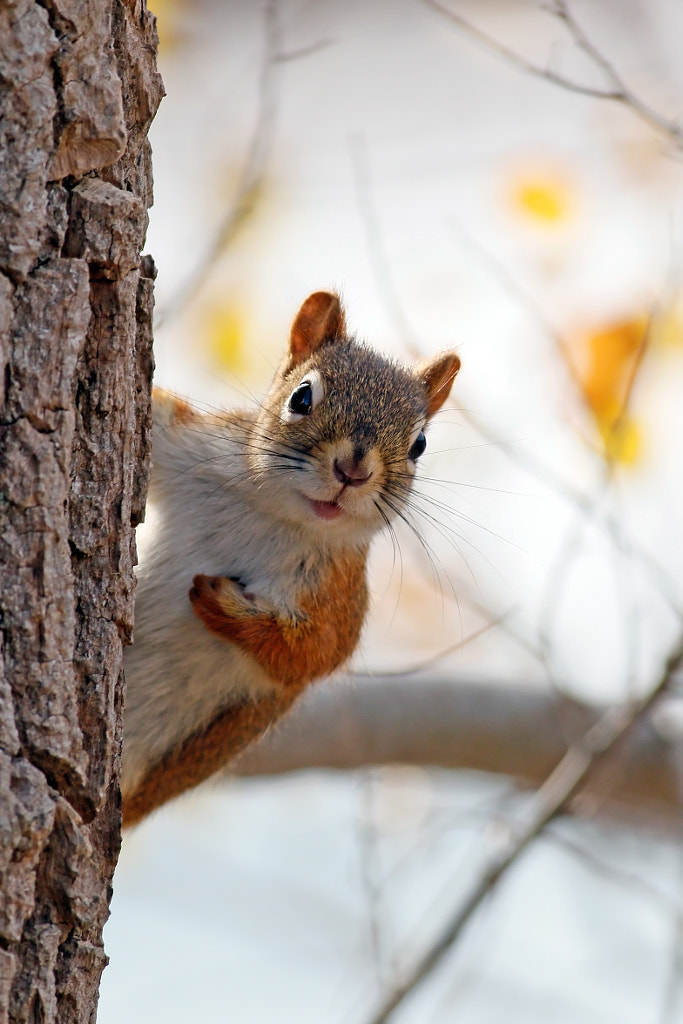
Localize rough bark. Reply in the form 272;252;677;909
0;2;162;1021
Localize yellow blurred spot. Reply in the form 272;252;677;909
147;0;185;53
573;315;648;465
600;414;641;465
509;170;574;225
203;303;247;374
652;306;683;350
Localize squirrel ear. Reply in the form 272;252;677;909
416;351;461;419
289;292;346;365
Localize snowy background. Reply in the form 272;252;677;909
100;2;683;1021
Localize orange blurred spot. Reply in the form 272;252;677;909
573;315;648;464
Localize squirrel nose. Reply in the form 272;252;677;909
334;456;372;488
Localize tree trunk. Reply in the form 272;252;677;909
0;2;162;1020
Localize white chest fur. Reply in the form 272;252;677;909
121;419;318;796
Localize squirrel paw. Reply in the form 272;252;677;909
189;574;269;620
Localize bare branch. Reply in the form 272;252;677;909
535;469;613;694
155;2;282;328
234;672;683;827
276;37;334;63
349;133;423;356
422;0;683;148
358;638;683;1023
422;0;622;100
659;857;683;1022
458;410;683;623
550;0;683;145
357;775;394;992
659;749;683;1023
350;611;513;678
155;12;337;329
547;826;683;918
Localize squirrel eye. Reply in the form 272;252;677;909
281;371;323;423
408;430;427;461
289;381;313;416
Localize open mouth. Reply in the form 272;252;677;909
309;498;345;521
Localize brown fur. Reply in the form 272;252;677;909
122;689;300;827
121;292;460;825
152;388;203;425
288;290;346;366
122;552;367;827
189;550;368;687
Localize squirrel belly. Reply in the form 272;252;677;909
121;291;460;826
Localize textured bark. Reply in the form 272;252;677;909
0;2;162;1021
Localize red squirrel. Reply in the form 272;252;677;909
122;292;460;826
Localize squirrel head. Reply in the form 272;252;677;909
248;292;460;548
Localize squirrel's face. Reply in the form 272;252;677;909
247;337;457;548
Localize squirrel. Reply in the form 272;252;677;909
121;291;460;826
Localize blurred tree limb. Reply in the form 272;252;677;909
155;2;334;329
352;638;683;1023
233;669;683;829
155;1;281;328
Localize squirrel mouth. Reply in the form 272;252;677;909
309;498;345;521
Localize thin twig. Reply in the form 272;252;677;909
362;637;683;1024
448;215;589;420
535;471;611;693
155;2;282;328
276;38;334;63
550;0;683;145
547;826;683;918
421;0;620;100
445;231;681;670
349;133;423;356
458;412;683;623
658;748;683;1023
357;774;392;994
353;610;513;679
422;0;683;148
660;890;683;1024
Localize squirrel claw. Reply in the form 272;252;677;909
190;574;259;616
190;573;225;605
228;575;255;601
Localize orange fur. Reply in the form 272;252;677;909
152;387;203;425
122;292;461;826
189;550;368;687
416;352;461;418
122;689;299;828
122;550;368;826
288;291;346;366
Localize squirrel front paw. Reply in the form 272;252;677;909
189;574;279;645
189;573;273;619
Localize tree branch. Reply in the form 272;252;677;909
422;0;683;148
357;638;683;1023
155;1;282;327
233;671;683;827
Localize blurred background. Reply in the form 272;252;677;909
100;1;683;1021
